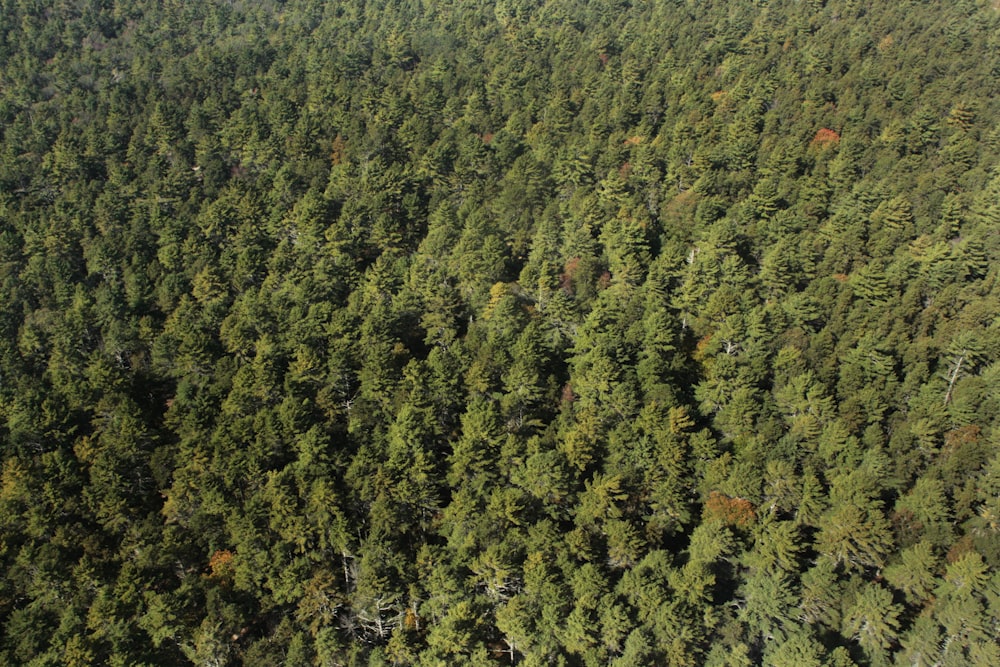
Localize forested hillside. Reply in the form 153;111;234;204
1;0;998;665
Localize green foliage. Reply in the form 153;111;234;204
1;0;998;664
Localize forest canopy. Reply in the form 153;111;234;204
1;0;999;665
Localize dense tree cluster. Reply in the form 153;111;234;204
1;0;998;665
